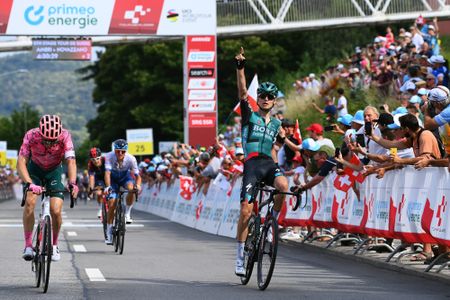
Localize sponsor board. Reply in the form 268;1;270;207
189;68;214;77
187;51;215;62
188;89;215;100
189;113;216;128
188;78;215;89
188;101;215;112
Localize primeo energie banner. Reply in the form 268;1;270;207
0;0;216;35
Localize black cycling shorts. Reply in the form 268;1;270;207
240;156;283;204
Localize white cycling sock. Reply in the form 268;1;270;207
126;204;133;216
236;242;245;260
107;224;113;235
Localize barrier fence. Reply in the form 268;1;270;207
0;182;15;202
134;166;449;248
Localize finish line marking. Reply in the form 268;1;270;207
85;268;106;282
67;231;78;236
73;244;87;252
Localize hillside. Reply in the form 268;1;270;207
0;53;95;147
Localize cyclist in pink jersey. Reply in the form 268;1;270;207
17;115;78;262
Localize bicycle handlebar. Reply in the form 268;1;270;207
21;183;77;208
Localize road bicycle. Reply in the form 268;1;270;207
110;187;138;255
240;182;302;290
21;183;75;293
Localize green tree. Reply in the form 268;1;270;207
0;103;40;150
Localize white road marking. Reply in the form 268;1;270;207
67;231;78;236
73;244;87;252
85;268;106;282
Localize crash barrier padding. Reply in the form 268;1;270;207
134;166;449;246
0;182;16;202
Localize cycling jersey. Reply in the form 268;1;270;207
104;152;139;178
88;157;106;183
19;128;75;171
240;99;281;161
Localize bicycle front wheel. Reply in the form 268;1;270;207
102;201;108;239
41;216;52;293
257;215;278;290
114;202;123;253
33;224;41;288
240;215;258;285
118;207;126;255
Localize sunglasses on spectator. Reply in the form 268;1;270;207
90;157;101;162
258;93;276;100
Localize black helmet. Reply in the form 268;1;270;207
113;139;128;151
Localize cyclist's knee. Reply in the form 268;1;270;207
274;176;289;192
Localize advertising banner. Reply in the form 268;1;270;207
184;35;217;146
0;141;7;166
2;0;215;35
32;38;92;60
6;150;17;170
126;128;154;155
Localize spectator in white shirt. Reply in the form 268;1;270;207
306;123;335;150
337;88;348;117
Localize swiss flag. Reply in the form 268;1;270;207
293;119;302;144
333;154;364;192
196;199;203;220
179;175;196;200
233;74;259;115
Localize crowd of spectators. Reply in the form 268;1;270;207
139;16;449;263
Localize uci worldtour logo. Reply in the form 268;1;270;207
24;4;98;29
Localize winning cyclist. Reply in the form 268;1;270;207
234;47;292;276
17;115;78;262
104;139;141;244
87;147;106;218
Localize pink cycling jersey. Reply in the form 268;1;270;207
19;128;75;170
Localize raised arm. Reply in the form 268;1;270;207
235;47;248;100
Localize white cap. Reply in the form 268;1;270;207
337;64;344;70
309;73;315;78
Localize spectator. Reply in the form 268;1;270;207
311;96;337;124
336;88;348;117
306;123;335;150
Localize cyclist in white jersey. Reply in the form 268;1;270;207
104;139;142;244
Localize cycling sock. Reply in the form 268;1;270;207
236;242;245;260
24;231;33;248
53;228;59;246
272;209;279;220
126;204;133;216
107;224;113;235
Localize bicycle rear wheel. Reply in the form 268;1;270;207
41;216;52;293
118;206;126;255
33;225;41;288
257;215;278;290
240;215;258;285
102;201;108;239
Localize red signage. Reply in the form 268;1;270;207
0;0;13;33
109;0;165;34
185;35;217;147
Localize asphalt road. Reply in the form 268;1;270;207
0;197;449;300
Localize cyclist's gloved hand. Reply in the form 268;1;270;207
104;186;112;194
67;181;79;196
29;183;43;194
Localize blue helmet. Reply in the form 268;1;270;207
113;139;128;151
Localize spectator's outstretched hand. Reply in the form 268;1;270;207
235;47;246;69
414;158;429;170
376;168;385;179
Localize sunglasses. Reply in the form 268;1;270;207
90;157;101;162
258;93;276;100
115;150;126;154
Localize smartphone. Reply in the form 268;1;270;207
356;134;366;147
364;122;372;136
324;125;334;132
390;148;397;156
334;147;341;158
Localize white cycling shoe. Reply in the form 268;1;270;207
105;233;113;245
97;209;102;219
22;247;34;261
235;258;245;276
125;215;133;224
52;246;60;262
